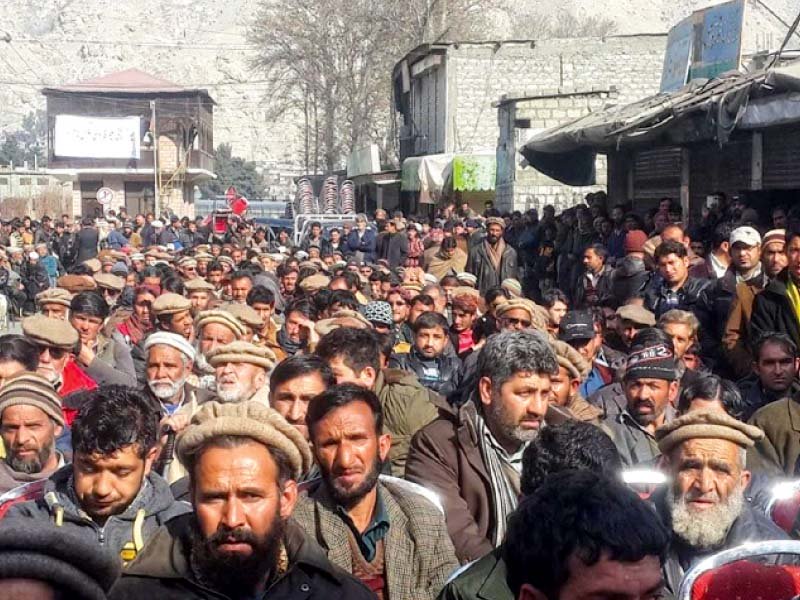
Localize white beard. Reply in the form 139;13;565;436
668;484;745;550
216;382;253;403
148;377;185;401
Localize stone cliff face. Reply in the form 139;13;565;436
1;0;794;198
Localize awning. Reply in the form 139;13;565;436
519;58;800;185
401;152;496;203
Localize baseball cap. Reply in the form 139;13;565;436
729;226;761;247
558;311;595;342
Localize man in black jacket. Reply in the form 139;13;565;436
573;243;613;309
389;311;461;398
466;217;518;296
751;229;800;349
652;410;788;594
74;217;99;264
109;401;374;600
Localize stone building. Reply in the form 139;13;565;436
393;35;667;213
43;69;215;218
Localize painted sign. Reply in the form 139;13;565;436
54;115;141;160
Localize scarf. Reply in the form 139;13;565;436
277;326;305;356
427;248;467;280
787;278;800;328
484;238;506;273
121;312;153;347
474;409;526;545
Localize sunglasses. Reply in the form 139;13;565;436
39;345;68;359
502;317;532;328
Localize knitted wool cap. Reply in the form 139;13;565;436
361;301;393;328
0;372;64;426
195;309;247;338
0;519;120;600
22;314;79;350
143;331;196;362
207;341;277;371
35;287;73;309
151;292;191;316
501;278;523;298
93;273;125;292
221;302;265;329
177;400;312;480
455;272;478;286
656;409;764;455
550;339;591;380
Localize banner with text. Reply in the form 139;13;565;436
54;115;141;160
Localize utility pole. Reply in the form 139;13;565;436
151;100;160;215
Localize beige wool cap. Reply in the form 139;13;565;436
176;401;312;480
485;216;505;229
208;341;277;371
551;339;590;380
656;409;764;454
0;372;64;426
616;304;656;327
178;256;198;269
184;278;215;292
195;309;247;337
93;273;125;292
83;258;102;273
194;251;213;261
221;302;264;329
22;314;79;350
315;310;372;336
501;278;523;298
35;288;73;308
298;273;330;293
151;292;192;316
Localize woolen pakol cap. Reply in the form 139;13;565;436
35;287;73;308
195;309;247;337
220;302;265;329
184;278;215;292
207;341;277;371
151;292;192;316
176;401;312;480
616;304;656;327
93;273;125;292
656;409;764;454
22;314;78;350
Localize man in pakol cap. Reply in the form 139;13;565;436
465;216;518;295
108;401;374;599
652;410;787;593
0;373;66;493
94;273;125;308
548;339;601;424
208;341;277;405
614;304;656;351
184;277;215;314
35;287;72;320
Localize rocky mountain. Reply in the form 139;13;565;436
1;0;796;197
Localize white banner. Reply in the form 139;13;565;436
54;115;141;160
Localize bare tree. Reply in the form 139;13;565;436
249;0;498;174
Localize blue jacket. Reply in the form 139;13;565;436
346;228;377;263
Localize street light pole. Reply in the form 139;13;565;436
151;100;159;215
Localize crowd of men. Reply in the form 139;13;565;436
0;192;797;598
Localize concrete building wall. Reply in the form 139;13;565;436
444;35;667;157
496;91;615;212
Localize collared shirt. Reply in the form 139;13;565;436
336;489;390;562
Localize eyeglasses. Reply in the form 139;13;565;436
39;345;68;359
502;317;532;328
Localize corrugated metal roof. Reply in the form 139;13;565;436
42;68;214;102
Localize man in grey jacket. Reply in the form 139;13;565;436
5;385;190;563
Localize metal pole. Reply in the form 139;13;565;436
151;100;160;215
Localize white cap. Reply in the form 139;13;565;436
152;220;164;228
730;226;762;247
143;331;196;362
28;252;38;260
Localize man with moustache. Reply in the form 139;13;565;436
605;329;679;466
109;401;374;599
406;330;558;563
294;385;458;599
0;373;66;493
652;410;787;594
208;341;277;405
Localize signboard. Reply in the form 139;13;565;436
54;115;141;160
660;17;694;92
690;0;745;81
659;0;744;92
96;187;114;205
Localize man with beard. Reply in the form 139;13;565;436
294;384;458;599
192;309;248;390
6;386;189;560
652;410;787;594
109;401;374;599
35;287;72;320
465;217;518;296
605;332;679;466
185;278;214;315
406;330;558;563
208;341;276;405
0;373;66;493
